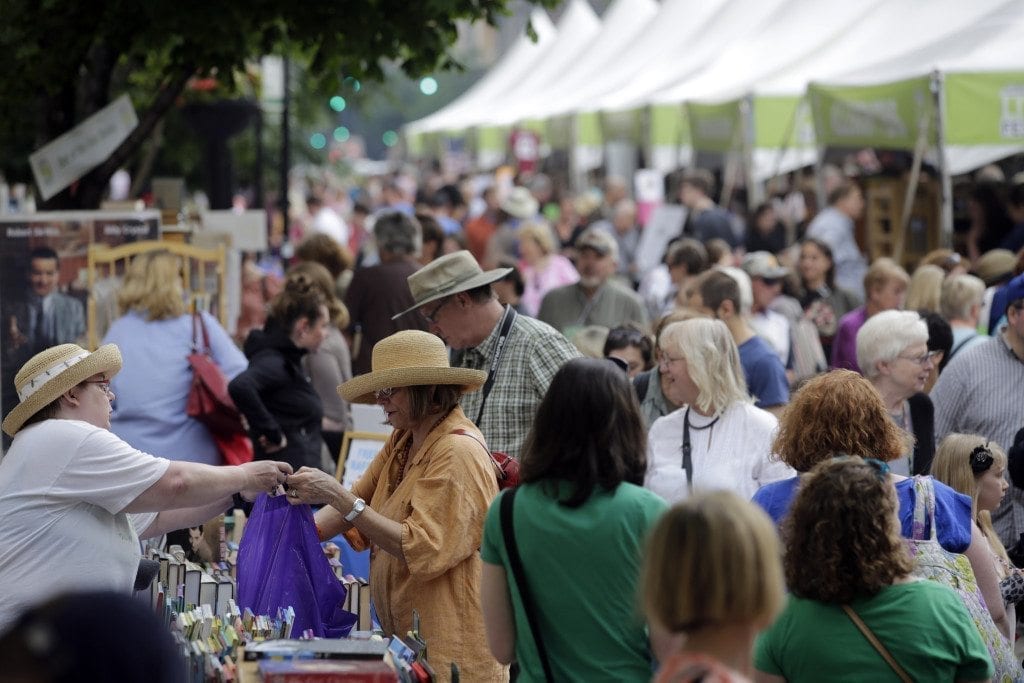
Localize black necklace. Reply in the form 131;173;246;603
682;407;721;493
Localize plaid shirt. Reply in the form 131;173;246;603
453;307;580;459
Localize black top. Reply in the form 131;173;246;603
228;323;323;470
908;392;935;476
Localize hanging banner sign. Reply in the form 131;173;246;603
29;94;138;201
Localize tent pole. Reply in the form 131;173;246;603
569;114;580;194
743;95;764;207
933;71;954;248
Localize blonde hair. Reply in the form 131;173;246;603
932;433;1010;572
117;251;186;321
518;220;556;256
905;264;944;313
940;274;985;321
660;319;750;414
864;257;910;296
642;490;784;633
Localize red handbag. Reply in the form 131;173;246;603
451;428;519;490
187;313;254;466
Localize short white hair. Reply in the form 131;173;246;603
660;318;750;413
718;266;753;315
856;310;928;380
940;274;985;321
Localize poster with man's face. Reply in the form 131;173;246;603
0;212;160;446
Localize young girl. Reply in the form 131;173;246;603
643;490;785;682
932;433;1024;627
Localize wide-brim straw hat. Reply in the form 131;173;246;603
2;343;122;437
339;330;486;404
392;250;511;320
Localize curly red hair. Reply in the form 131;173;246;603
773;370;910;472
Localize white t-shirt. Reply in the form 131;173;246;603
750;310;791;364
644;402;793;504
0;420;169;630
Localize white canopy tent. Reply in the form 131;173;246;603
404;8;557;137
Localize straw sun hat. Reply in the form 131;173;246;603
2;343;122;437
339;330;486;404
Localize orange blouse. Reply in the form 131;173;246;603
346;407;505;682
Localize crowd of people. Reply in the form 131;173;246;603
1;160;1024;681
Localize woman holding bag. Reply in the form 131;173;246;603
285;330;504;682
103;250;247;466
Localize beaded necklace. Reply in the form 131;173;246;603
390;408;454;494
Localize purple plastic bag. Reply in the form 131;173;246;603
237;493;357;638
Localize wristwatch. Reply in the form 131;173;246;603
345;497;366;522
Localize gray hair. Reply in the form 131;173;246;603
940;274;985;321
660;319;750;414
373;211;421;256
856;310;928;380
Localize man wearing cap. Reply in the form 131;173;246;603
932;273;1024;547
396;251;579;459
0;343;292;631
743;251;799;365
537;227;648;338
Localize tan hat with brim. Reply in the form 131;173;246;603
392;250;512;320
3;343;122;437
339;330;486;404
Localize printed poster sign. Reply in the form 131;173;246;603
0;211;160;445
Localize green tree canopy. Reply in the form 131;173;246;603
0;0;556;208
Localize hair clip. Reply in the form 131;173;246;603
969;443;995;474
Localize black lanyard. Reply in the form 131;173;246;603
474;306;517;426
681;407;721;492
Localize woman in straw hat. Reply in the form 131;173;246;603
0;343;292;632
285;330;505;682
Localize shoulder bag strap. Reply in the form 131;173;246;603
947;332;978;362
500;489;554;682
191;311;211;354
841;604;912;683
451;428;504;481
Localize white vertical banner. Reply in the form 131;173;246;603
29;94;138;201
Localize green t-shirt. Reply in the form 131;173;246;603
755;580;993;682
481;481;667;682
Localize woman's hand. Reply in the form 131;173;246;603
285;466;349;507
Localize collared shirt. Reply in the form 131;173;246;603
452;306;580;459
536;280;649;338
932;330;1024;545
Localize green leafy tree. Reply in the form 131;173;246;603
0;0;557;209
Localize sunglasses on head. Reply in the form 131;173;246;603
969;444;995;474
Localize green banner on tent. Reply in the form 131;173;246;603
687;100;744;153
575;111;603;147
808;76;933;149
753;95;815;150
477;125;506;153
650;104;688;148
945;72;1024;146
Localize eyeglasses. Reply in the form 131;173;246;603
969;444;995;474
374;387;396;402
758;277;781;287
898;350;941;366
83;380;113;397
658;354;685;367
421;298;450;324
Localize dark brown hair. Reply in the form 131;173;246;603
519;358;647;507
404;384;462;423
